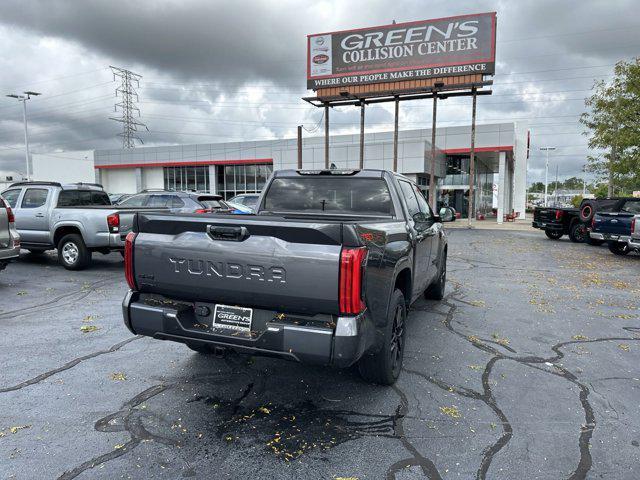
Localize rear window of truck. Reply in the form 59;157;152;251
263;177;394;216
57;190;111;207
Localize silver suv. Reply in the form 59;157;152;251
0;194;20;272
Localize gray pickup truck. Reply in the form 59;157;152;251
0;182;165;270
627;215;640;253
0;194;20;272
122;169;450;385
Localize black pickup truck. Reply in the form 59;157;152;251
532;197;632;244
122;169;450;385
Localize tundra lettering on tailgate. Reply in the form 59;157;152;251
168;257;286;283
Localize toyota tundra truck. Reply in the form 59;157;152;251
122;169;450;385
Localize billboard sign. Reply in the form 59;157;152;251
307;12;496;90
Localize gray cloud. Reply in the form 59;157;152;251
0;0;638;183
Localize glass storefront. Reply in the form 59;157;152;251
438;155;496;219
163;165;210;192
216;163;272;200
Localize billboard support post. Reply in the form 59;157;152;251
297;125;303;169
359;101;365;169
324;103;329;169
429;94;438;207
393;97;399;172
468;87;477;226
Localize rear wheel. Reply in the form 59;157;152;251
545;230;563;240
587;237;604;246
57;233;92;270
358;289;406;385
608;241;630;256
569;222;589;243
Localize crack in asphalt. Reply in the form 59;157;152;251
57;384;172;480
0;336;141;393
0;278;114;321
400;273;640;480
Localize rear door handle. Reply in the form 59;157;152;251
35;213;45;218
207;225;249;242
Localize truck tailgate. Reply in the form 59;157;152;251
132;213;344;315
594;212;633;236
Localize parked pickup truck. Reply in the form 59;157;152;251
590;198;640;255
122;169;450;385
532;197;638;244
627;215;640;253
0;182;167;270
0;194;20;272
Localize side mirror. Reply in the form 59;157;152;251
439;207;455;222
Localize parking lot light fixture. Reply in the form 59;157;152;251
5;91;41;181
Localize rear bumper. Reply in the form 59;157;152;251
0;247;20;262
108;232;125;249
590;232;630;243
628;238;640;250
532;221;563;231
122;291;372;368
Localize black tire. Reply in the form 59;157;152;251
545;230;563;240
358;289;407;385
425;251;447;300
57;233;92;270
587;237;605;246
579;200;596;223
186;343;214;354
569;222;589;243
608;241;630;256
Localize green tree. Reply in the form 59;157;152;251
562;177;583;190
570;195;583;208
529;181;545;193
580;59;640;195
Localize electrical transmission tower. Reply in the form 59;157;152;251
109;66;148;148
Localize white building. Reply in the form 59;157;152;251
31;122;529;221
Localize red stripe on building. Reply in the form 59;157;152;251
94;158;273;169
442;146;513;154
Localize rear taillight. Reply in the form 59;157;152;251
194;208;211;214
6;205;14;224
555;209;563;221
339;247;367;315
124;232;137;290
107;213;120;233
591;216;596;229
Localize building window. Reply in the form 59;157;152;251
216;163;272;200
163;165;209;192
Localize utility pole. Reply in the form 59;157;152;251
429;95;438;207
582;164;587;196
297;125;302;169
6;91;41;181
540;146;556;206
555;164;559;206
109;66;148;148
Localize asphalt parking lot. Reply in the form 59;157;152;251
1;229;639;480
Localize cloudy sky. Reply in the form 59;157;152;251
0;0;638;183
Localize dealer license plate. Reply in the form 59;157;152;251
212;304;253;332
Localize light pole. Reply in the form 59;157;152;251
6;91;41;181
540;146;556;207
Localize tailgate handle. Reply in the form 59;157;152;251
207;225;249;242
